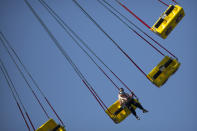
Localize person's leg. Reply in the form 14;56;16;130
131;99;148;113
128;105;140;120
125;102;140;120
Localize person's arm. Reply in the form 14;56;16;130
118;94;123;105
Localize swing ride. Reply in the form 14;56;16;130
0;0;185;129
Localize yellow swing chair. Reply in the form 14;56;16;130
147;56;180;87
105;99;140;124
36;119;66;131
151;4;185;39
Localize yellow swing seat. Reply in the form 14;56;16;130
151;4;185;39
147;56;180;87
105;99;139;124
36;119;66;131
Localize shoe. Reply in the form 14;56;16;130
136;116;140;120
143;109;148;113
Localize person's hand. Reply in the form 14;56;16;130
123;98;127;101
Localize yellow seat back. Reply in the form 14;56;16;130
147;56;180;87
151;5;185;39
36;119;66;131
105;99;138;124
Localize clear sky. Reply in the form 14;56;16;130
0;0;196;131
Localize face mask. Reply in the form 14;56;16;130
119;91;125;95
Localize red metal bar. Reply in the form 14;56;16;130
26;112;35;131
132;29;165;56
117;1;151;29
82;80;113;115
16;102;31;131
158;0;169;7
172;0;178;4
32;91;50;119
45;97;65;127
82;80;106;111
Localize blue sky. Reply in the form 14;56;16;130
0;0;196;131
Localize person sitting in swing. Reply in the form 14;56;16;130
114;88;148;120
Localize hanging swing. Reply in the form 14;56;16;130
105;99;140;124
147;56;180;87
116;0;185;39
36;119;66;131
151;4;185;39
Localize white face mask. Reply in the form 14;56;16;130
119;91;125;95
